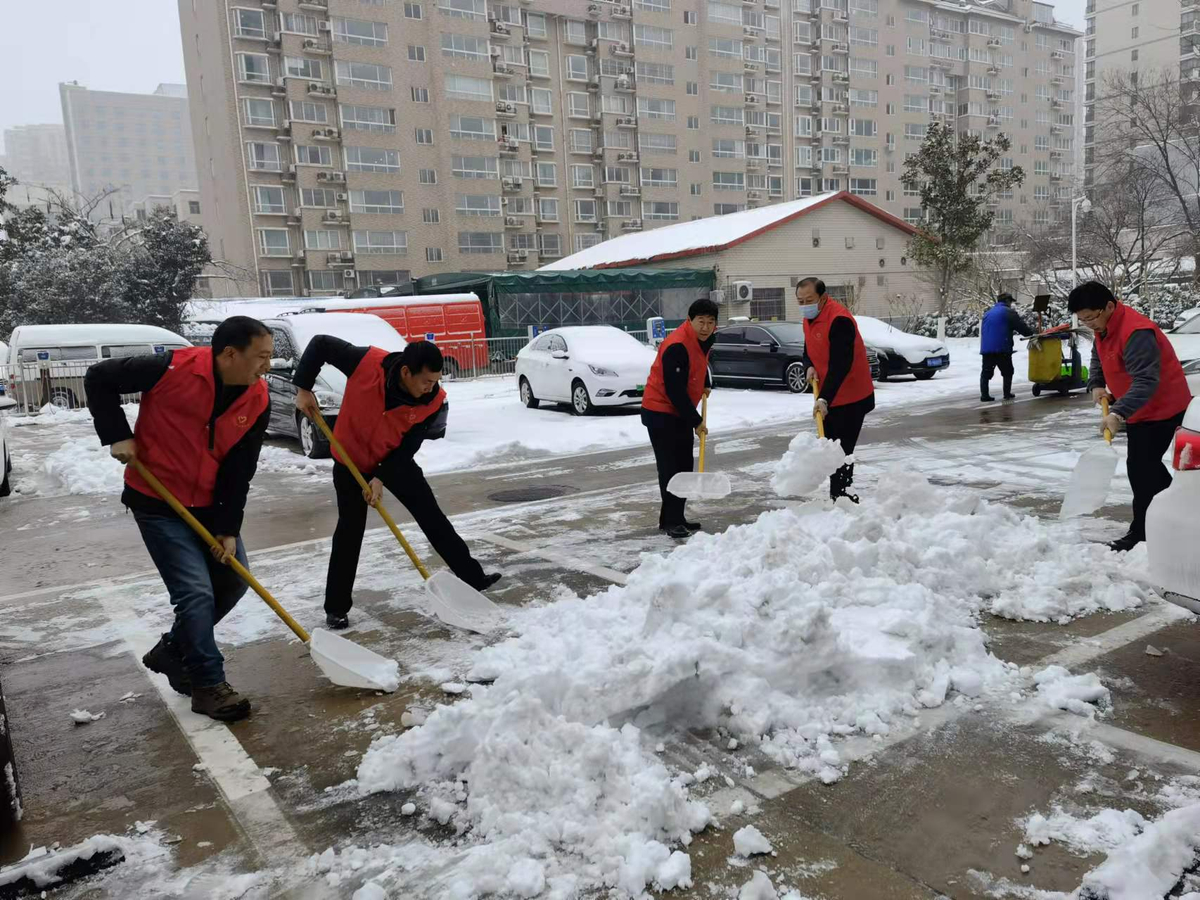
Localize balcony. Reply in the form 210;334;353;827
930;28;951;41
987;37;1002;47
315;170;346;183
744;61;760;71
493;63;516;78
747;157;764;168
930;58;953;70
747;191;763;203
832;41;849;54
832;72;849;84
619;184;641;196
498;137;521;154
302;38;333;55
322;210;346;224
327;251;354;266
501;176;524;191
313;127;340;140
504;216;523;228
987;65;1000;76
621;219;643;230
490;20;512;38
833;102;849;115
1050;172;1064;181
617;116;637;128
298;0;327;8
832;164;849;175
307;83;336;98
987;116;1000;128
833;134;849;145
986;89;1001;100
617;151;639;163
612;4;632;18
496;101;518;117
507;251;529;264
611;42;634;57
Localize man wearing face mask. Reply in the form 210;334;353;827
798;277;876;502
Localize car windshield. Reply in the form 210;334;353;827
1176;314;1200;335
765;324;805;343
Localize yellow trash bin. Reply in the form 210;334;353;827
1028;338;1063;384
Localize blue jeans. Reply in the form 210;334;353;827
133;511;249;687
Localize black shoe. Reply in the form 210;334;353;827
325;613;350;630
1003;392;1017;400
191;682;251;722
474;572;502;591
981;395;996;402
663;524;691;539
684;520;702;531
1107;532;1143;553
143;637;191;697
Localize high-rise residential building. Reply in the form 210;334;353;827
1;124;72;207
1083;0;1184;187
58;82;199;218
179;0;1079;298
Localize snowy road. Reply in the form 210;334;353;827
2;361;1198;900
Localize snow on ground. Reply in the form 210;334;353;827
332;472;1147;898
770;432;846;498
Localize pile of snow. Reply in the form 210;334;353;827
732;825;773;857
43;438;126;495
256;445;333;478
770;432;846;498
1032;665;1112;718
0;836;125;890
1076;802;1200;900
1024;806;1145;856
8;404;97;427
347;473;1146;897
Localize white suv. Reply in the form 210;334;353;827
1146;395;1200;613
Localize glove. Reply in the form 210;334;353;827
1101;412;1123;436
814;398;829;419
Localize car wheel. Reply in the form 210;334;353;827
519;376;540;409
48;387;77;409
785;362;808;394
570;380;593;416
914;371;936;380
298;414;332;459
0;455;10;498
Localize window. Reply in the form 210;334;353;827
284;57;325;81
638;98;676;121
712;138;744;158
643;201;679;220
639;133;677;156
539;233;563;257
415;128;434;144
258;228;290;257
636;62;675;85
710;38;743;58
253;185;285;214
688;149;701;162
308;271;340;293
233;7;267;39
295;144;333;166
569;129;594;153
404;2;423;18
571;165;595;188
688;116;700;130
530;88;554;115
449;115;495;141
637;0;671;9
336;61;393;91
567;93;591;118
354;230;408;254
442;33;488;59
711;106;744;126
439;0;486;18
634;25;673;48
641;167;677;186
237;53;271;84
244;98;276;127
751;287;784;320
345;146;400;172
332;16;388;46
687;82;698;95
452;155;499;179
301;188;338;207
281;13;318;35
563;54;587;80
563;19;588;43
304;230;344;250
713;202;746;215
423;208;440;224
247;142;282;171
536;162;557;186
851;148;877;167
711;72;743;94
538;198;559;221
350;190;404;213
574;233;602;252
445;75;492;101
533;125;554;151
1131;26;1138;38
690;183;702;196
574;199;598;222
525;12;547;37
291;101;329;123
408;45;426;61
458;231;503;253
708;1;741;25
713;171;745;191
904;123;927;140
850;118;876;137
419;168;437;184
341;105;396;133
903;207;922;224
427;247;444;262
606;200;634;218
849;177;877;195
684;10;697;24
263;270;295;296
456;194;502;216
188;200;202;215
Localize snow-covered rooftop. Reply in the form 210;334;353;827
541;191;920;271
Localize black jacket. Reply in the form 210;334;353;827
84;351;270;535
293;335;448;479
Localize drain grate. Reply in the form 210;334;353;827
487;484;578;503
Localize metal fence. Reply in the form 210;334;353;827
0;362;112;413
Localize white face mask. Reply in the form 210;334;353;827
799;303;820;320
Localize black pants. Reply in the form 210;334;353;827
643;410;695;528
325;462;486;616
1125;412;1185;540
981;352;1015;398
823;397;873;499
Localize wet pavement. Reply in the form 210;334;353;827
1;384;1197;898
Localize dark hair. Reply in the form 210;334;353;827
797;277;826;295
401;340;444;374
688;297;719;320
212;316;271;354
998;292;1015;305
1067;281;1116;313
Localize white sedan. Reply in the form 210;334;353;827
1174;306;1200;330
1146;395;1200;613
1167;313;1200;368
516;326;656;415
0;392;14;497
855;316;951;381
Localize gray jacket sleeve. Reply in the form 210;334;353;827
1087;342;1105;391
1112;330;1162;420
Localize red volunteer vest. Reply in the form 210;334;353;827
802;298;875;407
642;319;709;417
1096;302;1192;424
332;347;446;473
125;346;269;508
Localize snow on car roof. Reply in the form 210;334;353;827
264;313;407;354
9;323;191;345
540;191;920;271
301;294;479;309
186;293;478;322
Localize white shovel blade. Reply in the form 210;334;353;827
667;471;732;500
308;628;400;692
1059;445;1119;520
426;571;502;634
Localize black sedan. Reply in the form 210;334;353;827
710;322;880;392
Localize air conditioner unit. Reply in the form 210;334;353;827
336;192;348;201
709;289;725;305
732;280;754;303
491;47;502;57
318;20;331;31
343;269;356;278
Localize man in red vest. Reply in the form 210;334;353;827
642;297;718;539
293;338;500;630
1068;281;1193;552
85;317;274;722
798;277;876;502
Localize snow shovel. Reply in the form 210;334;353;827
1059;397;1120;519
128;460;399;692
813;376;827;440
666;394;732;500
309;411;501;634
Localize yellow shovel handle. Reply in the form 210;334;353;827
698;394;708;474
310;410;432;581
1101;396;1113;445
130;460;311;644
812;376;826;439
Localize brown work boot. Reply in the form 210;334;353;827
191;682;251;722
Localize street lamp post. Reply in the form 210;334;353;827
1070;195;1093;290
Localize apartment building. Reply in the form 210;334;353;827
1082;0;1186;187
179;0;1079;298
1;124;72;207
58;82;199;218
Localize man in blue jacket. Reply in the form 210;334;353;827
980;293;1033;401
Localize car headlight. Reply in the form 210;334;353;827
588;364;618;377
314;390;340;408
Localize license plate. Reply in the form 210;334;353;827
636;384;645;390
927;358;944;368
